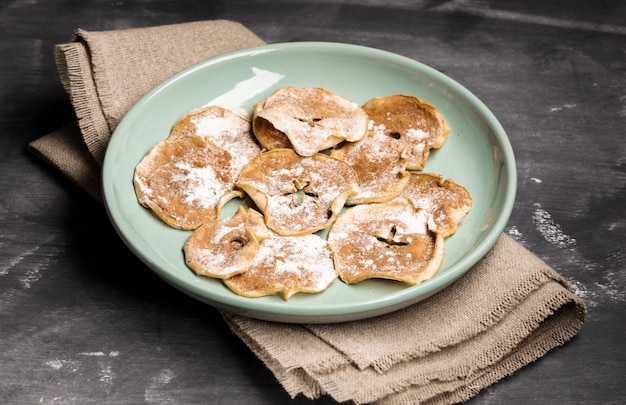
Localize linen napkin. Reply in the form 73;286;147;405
28;20;587;405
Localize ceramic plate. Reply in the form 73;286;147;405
102;42;516;323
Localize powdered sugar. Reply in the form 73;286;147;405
506;211;625;308
407;128;429;140
532;204;577;248
190;108;261;169
397;209;429;235
193;111;246;138
268;235;336;291
172;162;227;209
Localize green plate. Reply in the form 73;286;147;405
102;42;516;323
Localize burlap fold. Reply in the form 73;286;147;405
29;19;265;202
27;20;586;405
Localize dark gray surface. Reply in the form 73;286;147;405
1;1;625;404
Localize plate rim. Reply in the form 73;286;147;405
102;41;517;323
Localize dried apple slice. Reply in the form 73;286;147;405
330;123;410;205
328;197;444;285
236;148;359;236
362;94;449;170
133;135;242;230
183;207;271;279
253;86;368;156
401;172;472;238
223;233;337;300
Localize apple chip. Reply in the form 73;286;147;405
223;233;337;300
236;149;359;236
328;197;444;285
362;94;450;170
183;207;271;279
133;135;242;230
253;86;368;156
330;123;410;205
401;172;472;238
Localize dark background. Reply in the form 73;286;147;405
1;1;624;404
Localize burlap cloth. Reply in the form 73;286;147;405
28;20;587;405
